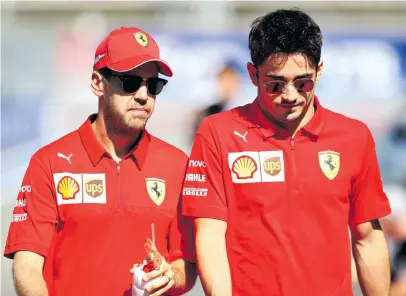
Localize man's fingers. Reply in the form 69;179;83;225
143;261;170;281
159;262;170;274
146;275;175;296
142;269;164;282
145;238;158;253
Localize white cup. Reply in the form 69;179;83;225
132;265;162;296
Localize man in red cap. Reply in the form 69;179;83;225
4;27;196;296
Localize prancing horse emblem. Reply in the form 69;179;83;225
145;178;166;206
318;151;340;180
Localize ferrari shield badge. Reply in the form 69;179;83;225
145;178;165;206
318;151;340;180
134;32;148;47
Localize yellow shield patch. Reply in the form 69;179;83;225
134;32;148;47
318;151;340;180
146;178;165;206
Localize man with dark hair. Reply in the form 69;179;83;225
4;27;196;296
182;8;391;296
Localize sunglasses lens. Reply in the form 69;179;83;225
294;79;314;92
265;81;286;93
147;78;166;95
122;76;143;93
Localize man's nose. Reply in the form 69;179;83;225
134;84;148;101
282;83;299;102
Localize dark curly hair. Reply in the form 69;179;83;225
248;8;323;69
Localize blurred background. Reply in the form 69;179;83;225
1;1;406;295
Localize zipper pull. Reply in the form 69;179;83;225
290;137;295;149
116;161;121;174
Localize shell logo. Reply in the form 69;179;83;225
57;176;80;200
232;155;257;179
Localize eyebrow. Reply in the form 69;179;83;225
264;73;312;81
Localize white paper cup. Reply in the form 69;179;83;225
132;266;162;296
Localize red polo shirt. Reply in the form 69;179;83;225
182;97;391;295
4;115;190;296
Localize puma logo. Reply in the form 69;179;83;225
57;153;73;165
233;131;248;143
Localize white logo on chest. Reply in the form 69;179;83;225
233;131;248;143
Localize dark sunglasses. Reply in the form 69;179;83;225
263;78;314;94
109;75;168;96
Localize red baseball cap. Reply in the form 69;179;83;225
93;27;173;77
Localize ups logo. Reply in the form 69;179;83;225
263;157;282;176
85;180;104;198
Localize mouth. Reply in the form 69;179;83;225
128;107;149;115
279;101;303;109
280;103;297;109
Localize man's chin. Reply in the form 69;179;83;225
281;112;301;122
122;119;147;132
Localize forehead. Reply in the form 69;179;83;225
114;62;159;77
259;53;315;77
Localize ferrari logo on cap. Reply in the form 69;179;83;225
318;151;340;180
146;178;165;206
134;32;148;47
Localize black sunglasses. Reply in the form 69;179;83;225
263;78;315;94
109;75;168;96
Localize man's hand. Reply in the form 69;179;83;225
130;239;178;296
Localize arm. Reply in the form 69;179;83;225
3;155;58;296
348;126;392;294
182;119;230;295
13;251;47;296
167;209;198;295
195;218;231;296
350;219;390;296
167;259;197;295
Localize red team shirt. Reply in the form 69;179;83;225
4;115;190;296
182;97;391;296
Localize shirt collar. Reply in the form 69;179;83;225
79;114;150;169
246;95;325;139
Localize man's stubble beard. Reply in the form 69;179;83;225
104;106;149;136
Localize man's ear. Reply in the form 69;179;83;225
247;62;259;87
91;71;106;97
315;61;323;82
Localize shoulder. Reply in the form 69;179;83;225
33;130;80;162
149;135;188;162
323;108;372;139
20;130;81;176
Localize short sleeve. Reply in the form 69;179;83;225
4;154;58;259
182;119;228;221
349;126;392;225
